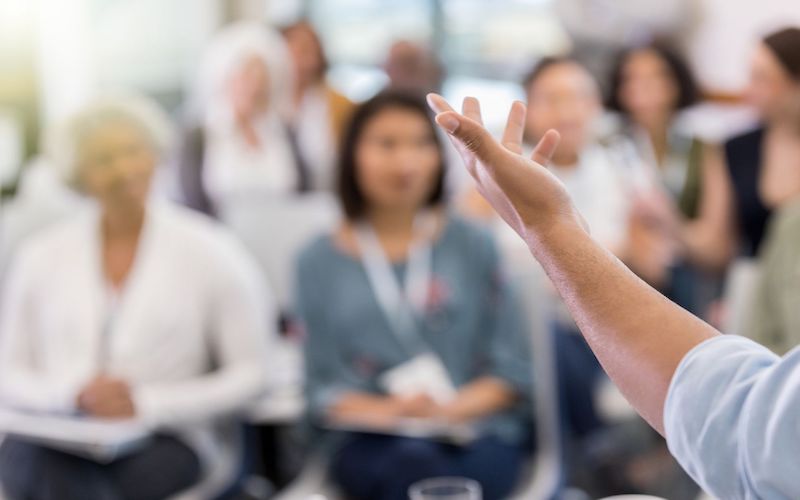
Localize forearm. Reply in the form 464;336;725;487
0;367;83;414
527;222;719;433
329;392;399;419
441;376;516;423
134;362;267;426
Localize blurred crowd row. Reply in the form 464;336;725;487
1;15;800;500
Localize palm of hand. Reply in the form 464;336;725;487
427;94;584;244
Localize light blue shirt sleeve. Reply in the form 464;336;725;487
665;334;800;499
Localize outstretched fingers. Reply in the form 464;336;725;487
501;100;526;155
426;93;456;115
428;94;500;172
462;96;484;125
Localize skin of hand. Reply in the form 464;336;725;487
427;93;719;434
394;393;441;418
433;377;517;425
329;379;516;428
77;375;136;419
328;392;441;428
426;95;583;245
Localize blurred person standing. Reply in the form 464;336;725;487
176;22;302;217
281;20;354;191
295;92;533;500
0;95;274;499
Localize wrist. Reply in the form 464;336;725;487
522;216;588;258
386;396;411;417
437;401;470;424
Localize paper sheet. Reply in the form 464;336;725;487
0;408;150;462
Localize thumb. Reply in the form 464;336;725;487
434;111;504;166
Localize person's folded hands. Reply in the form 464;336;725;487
77;375;136;419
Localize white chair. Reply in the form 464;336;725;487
0;164;83;279
221;193;341;498
218;192;341;311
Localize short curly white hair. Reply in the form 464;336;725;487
46;93;174;189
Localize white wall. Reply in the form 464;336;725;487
35;0;222;127
687;0;800;92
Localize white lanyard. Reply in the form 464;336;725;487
354;214;435;354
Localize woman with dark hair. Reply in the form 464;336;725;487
294;91;533;500
608;42;702;217
607;43;716;315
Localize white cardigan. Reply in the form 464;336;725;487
0;200;275;496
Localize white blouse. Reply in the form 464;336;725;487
203;107;299;208
0;200;275;493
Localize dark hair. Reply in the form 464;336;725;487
763;27;800;81
522;56;589;93
336;91;446;220
606;42;699;113
280;20;329;81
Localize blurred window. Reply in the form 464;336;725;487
309;0;568;127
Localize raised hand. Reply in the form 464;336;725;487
426;93;587;246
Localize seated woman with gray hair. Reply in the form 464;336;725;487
177;22;305;218
0;94;274;500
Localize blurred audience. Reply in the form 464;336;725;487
176;22;302;218
0;95;274;499
745;90;800;354
281;20;354;191
643;27;800;272
384;41;445;95
626;27;800;333
294;92;533;500
3;10;800;500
